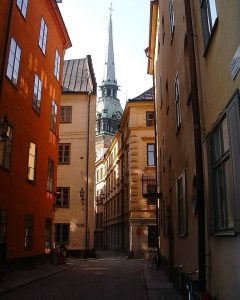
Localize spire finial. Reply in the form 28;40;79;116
109;2;113;16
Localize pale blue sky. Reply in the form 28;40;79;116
58;0;152;108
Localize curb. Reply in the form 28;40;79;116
0;267;67;296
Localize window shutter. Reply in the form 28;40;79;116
227;91;240;232
204;134;215;234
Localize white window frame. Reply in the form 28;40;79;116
7;38;21;85
168;0;175;36
54;50;61;81
33;74;42;113
16;0;28;18
174;72;181;131
39;18;48;55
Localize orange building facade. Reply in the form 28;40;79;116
0;0;71;262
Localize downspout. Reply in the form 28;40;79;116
85;91;92;255
0;0;14;102
184;0;206;291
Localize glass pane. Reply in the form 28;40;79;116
213;126;221;161
209;0;217;24
215;167;227;230
224;159;234;228
221;118;229;153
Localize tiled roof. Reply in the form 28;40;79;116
62;56;97;94
128;87;153;102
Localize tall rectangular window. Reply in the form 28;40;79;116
0;210;7;243
174;72;181;131
51;100;57;133
27;142;37;182
32;74;42;114
168;0;175;36
24;215;33;249
200;0;218;46
146;112;154;126
147;144;155;166
54;224;69;245
7;38;21;85
60;106;72;123
16;0;28;18
56;187;70;207
47;159;54;193
0;128;12;170
39;18;48;54
58;144;70;164
45;219;51;250
160;75;163;107
54;50;61;81
176;171;187;236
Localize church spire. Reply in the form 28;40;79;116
103;3;116;84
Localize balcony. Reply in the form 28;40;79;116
142;174;160;205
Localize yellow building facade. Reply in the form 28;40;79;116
95;89;157;257
54;56;96;256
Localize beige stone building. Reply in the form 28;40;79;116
148;0;240;299
54;56;97;256
96;88;156;257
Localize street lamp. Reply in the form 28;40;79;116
0;116;12;142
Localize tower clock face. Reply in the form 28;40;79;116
116;111;122;119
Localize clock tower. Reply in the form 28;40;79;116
96;4;123;159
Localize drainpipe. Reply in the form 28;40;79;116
184;0;206;291
0;0;14;102
85;91;92;256
118;128;125;251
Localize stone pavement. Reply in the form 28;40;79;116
0;251;182;300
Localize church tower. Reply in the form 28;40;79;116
96;4;123;159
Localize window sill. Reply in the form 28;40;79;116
176;124;181;135
214;231;235;237
27;179;36;185
203;18;218;57
6;76;18;90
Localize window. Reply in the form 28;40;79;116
176;171;187;236
147;144;155;166
56;187;70;207
16;0;28;18
54;50;61;81
47;159;54;193
51;100;57;133
0;210;6;243
54;223;69;245
200;0;218;47
148;226;157;247
39;18;48;54
160;75;163;107
58;144;70;164
60;106;72;123
24;215;33;249
45;219;51;249
32;74;42;113
166;79;169;113
27;142;37;182
0;127;12;170
6;38;21;85
174;72;181;130
162;16;165;44
168;0;175;36
146;112;154;126
205;91;240;234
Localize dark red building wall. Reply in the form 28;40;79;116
0;0;70;259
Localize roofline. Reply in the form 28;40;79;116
50;0;72;49
147;1;158;75
86;55;97;95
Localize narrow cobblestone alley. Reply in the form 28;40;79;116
1;252;148;300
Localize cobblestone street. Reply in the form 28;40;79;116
1;252;148;300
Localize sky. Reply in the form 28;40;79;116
58;0;153;109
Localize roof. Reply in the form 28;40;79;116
128;87;153;102
62;56;97;94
